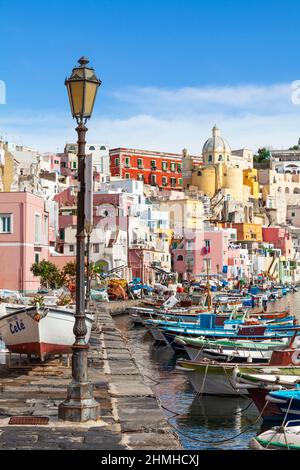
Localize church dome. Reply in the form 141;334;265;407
202;126;231;155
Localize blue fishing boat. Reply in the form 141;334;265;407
147;313;299;351
266;388;300;423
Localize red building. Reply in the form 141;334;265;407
110;148;200;189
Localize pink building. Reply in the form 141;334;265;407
172;228;248;281
0;192;51;293
262;227;293;258
50;154;61;173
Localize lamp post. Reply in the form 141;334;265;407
58;57;101;422
85;223;93;311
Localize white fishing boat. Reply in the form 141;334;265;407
0;304;93;361
250;424;300;450
176;359;246;396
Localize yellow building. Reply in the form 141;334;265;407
243;169;259;198
191;164;247;200
158;197;204;237
184;126;255;202
0;149;17;192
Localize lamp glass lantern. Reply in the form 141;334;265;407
65;56;101;121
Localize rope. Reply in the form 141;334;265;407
197;363;209;398
221;364;251;399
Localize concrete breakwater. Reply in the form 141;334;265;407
0;304;181;450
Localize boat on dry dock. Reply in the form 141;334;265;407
0;304;93;360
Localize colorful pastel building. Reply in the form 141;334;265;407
262;226;293;258
109;147;201;189
172;227;249;281
0;192;51;292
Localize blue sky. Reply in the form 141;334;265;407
2;0;300;152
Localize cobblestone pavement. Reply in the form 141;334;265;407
0;304;181;450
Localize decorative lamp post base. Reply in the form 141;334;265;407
58;382;100;422
58;345;100;422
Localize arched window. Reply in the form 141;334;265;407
218;155;223;161
285;187;290;194
89;146;96;150
177;255;184;261
208;155;212;162
278;187;282;193
294;188;300;194
100;146;106;150
197;171;202;176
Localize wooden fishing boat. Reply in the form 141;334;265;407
176;334;300;396
266;389;300;422
250;425;300;450
0;304;93;361
175;336;290;363
233;369;300;420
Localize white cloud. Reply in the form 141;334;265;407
1;82;300;153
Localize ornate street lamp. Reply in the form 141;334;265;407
85;222;93;311
58;57;101;422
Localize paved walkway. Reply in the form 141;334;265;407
0;306;181;450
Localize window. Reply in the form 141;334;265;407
162;161;167;171
151;160;157;169
138;174;144;181
218;155;223;161
72;161;77;169
93;244;100;253
208;155;212;162
205;240;211;249
170;162;176;172
177;163;182;172
35;214;41;243
151;174;156;186
125;173;130;179
170;177;176;187
60;229;65;241
0;214;12;233
177;255;184;261
162;176;168;187
137;158;143;169
89;146;96;150
292;212;296;217
69;245;74;252
178;178;183;185
35;253;40;264
125;157;130;167
100;145;106;150
115;158;119;167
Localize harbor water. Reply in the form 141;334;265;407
114;290;300;450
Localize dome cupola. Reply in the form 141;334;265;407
202;125;231;165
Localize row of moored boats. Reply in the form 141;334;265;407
127;292;300;450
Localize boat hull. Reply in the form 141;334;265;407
0;307;93;360
177;360;246;396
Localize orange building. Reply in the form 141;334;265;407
220;222;263;242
